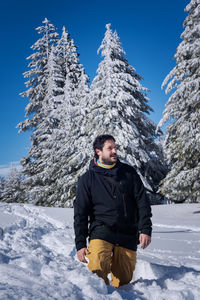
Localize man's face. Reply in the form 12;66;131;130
96;140;117;165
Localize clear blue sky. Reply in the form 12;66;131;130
0;0;189;175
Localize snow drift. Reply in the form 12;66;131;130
0;202;200;299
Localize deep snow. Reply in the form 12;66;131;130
0;202;200;299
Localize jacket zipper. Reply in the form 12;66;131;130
122;193;127;217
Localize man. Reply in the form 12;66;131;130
74;134;152;288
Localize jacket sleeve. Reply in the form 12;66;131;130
133;171;152;237
74;172;92;251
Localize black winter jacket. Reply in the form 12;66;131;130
74;159;152;251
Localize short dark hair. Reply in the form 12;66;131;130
93;135;116;158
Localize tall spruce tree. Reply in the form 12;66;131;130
34;27;90;207
25;46;65;204
17;18;59;203
157;0;200;203
49;30;90;207
88;24;166;197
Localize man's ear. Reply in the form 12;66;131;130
96;148;101;157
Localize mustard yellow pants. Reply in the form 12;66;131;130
86;239;137;288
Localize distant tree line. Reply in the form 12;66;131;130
1;0;199;205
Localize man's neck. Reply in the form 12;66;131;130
96;159;116;169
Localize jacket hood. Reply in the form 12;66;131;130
89;158;122;177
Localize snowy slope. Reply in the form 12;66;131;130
0;202;200;300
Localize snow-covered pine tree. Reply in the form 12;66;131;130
35;27;90;207
2;167;25;203
0;176;5;201
17;19;59;203
18;18;59;133
157;0;200;203
51;30;90;207
25;45;66;204
87;24;166;199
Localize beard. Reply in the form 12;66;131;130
101;155;117;165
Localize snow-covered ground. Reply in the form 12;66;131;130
0;202;200;300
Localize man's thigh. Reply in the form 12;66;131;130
86;239;113;284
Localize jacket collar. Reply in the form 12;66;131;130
89;158;122;177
